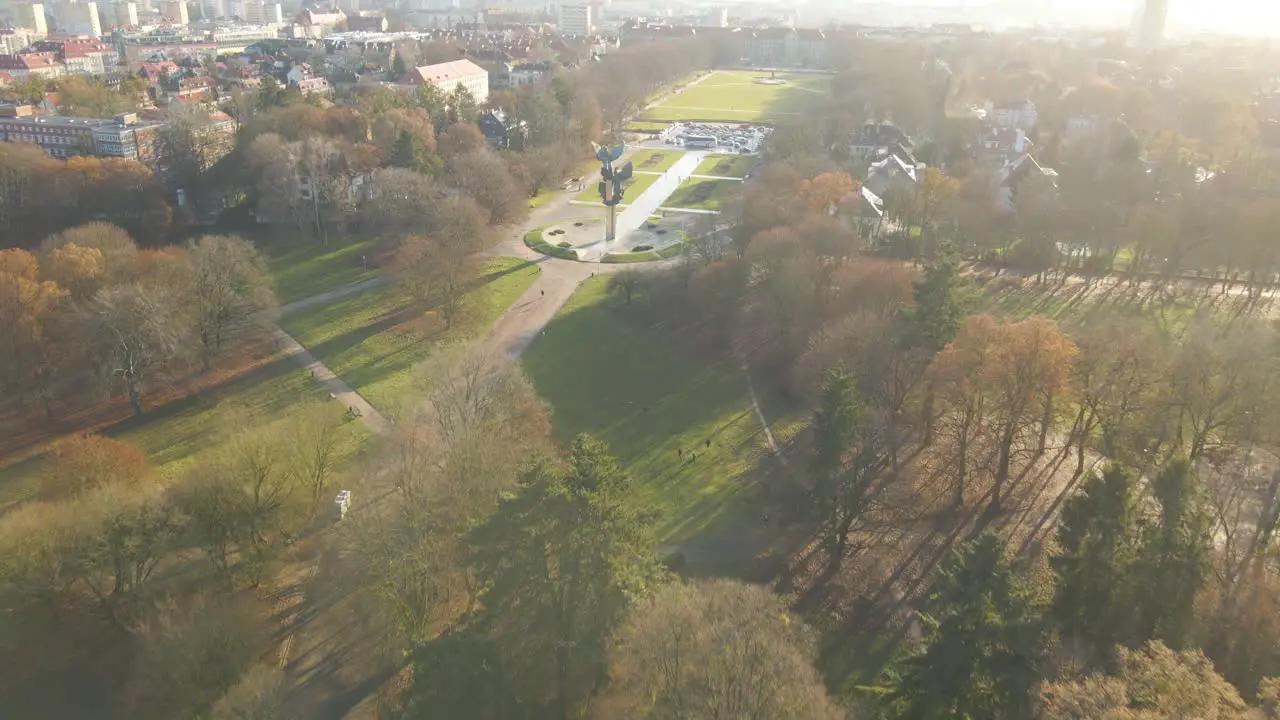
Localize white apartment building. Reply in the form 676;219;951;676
14;2;49;35
557;0;592;36
58;1;102;36
411;58;488;104
159;0;187;24
240;0;281;24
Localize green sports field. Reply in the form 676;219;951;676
642;70;832;123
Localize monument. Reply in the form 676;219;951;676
593;142;633;242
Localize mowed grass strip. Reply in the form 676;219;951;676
573;171;662;205
663;178;740;211
265;236;380;305
629;149;685;173
280;256;540;418
693;153;757;178
642;70;832;123
522;278;770;543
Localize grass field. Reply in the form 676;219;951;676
642;70;832;123
574;171;662;206
264;236;381;305
522;277;776;544
630;149;685;173
280;257;540;417
0;357;373;514
694;153;757;178
662;178;741;211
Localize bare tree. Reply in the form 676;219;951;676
83;281;193;416
183;235;278;369
71;484;182;629
284;402;347;516
597;579;845;720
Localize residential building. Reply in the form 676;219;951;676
863;152;925;199
0;28;38;54
976;126;1031;165
58;2;102;37
45;39;119;74
745;28;825;68
411;57;488;103
0;103;235;167
159;0;187;24
345;12;386;32
14;2;49;36
993;152;1058;214
241;0;282;24
0;104;94;157
986;99;1037;130
844;185;886;240
849;121;911;160
557;0;591;36
1065;114;1103;139
1129;0;1168;49
111;1;138;28
91;111;161;162
478;108;524;149
0;104;160;159
286;62;331;95
295;8;344;38
0;51;64;80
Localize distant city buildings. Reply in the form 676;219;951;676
557;0;592;37
159;0;187;25
0;103;237;171
57;1;103;37
14;2;49;36
1130;0;1168;49
0;51;63;79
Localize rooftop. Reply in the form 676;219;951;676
411;58;487;85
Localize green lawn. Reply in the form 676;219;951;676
642;70;832;123
629;149;685;173
662;178;740;211
280;257;540;418
626;121;672;133
522;278;774;543
0;358;373;514
693;153;757;178
264;236;380;305
574;171;662;206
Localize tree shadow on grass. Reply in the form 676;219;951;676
522;293;765;546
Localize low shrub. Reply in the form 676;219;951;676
557;242;572;248
631;245;653;252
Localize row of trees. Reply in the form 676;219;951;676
0;222;277;419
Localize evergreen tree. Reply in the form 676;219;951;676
469;435;667;719
887;534;1041;720
1136;456;1213;649
390;130;424;172
256;76;287;111
390;51;407;81
910;251;968;353
810;368;885;557
449;84;478;125
1051;463;1137;652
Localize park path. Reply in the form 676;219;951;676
280;277;389;316
272;329;389;434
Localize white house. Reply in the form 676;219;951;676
986;100;1038;130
